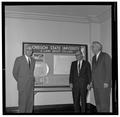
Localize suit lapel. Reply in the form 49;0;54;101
93;52;103;68
23;56;27;63
75;61;79;76
92;56;97;70
22;56;28;64
96;52;103;64
30;57;34;68
76;60;84;76
81;60;84;69
23;56;30;68
30;57;35;70
80;60;84;71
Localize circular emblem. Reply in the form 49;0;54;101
34;61;49;78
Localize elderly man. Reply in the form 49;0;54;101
91;41;112;112
13;45;35;113
69;50;91;113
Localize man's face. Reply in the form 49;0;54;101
75;51;83;61
91;44;99;55
25;46;33;57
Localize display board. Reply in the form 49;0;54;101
23;42;88;91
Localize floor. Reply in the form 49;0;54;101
5;103;97;114
34;103;97;114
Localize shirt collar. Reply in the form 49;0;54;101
25;54;30;62
78;59;83;64
96;51;101;60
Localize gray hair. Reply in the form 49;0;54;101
92;41;103;51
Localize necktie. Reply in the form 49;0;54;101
78;61;80;75
96;55;98;61
28;57;31;68
95;56;97;65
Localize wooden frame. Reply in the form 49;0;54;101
23;42;88;91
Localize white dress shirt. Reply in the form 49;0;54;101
25;55;31;63
77;60;83;74
96;51;101;61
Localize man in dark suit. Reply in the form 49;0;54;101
69;50;91;113
13;45;35;113
91;41;112;112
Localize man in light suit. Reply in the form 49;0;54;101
13;45;35;113
91;41;112;112
69;50;91;113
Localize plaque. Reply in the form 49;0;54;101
34;61;49;85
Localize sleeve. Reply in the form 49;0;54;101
69;62;74;84
104;54;112;84
12;58;20;82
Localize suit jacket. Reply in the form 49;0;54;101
69;60;91;86
92;52;112;88
13;55;35;91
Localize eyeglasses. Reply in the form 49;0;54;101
75;54;82;57
26;49;32;51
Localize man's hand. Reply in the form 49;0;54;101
89;82;93;88
70;83;73;89
104;83;109;88
87;82;93;90
87;84;91;90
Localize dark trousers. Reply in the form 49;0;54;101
93;86;111;112
18;85;34;113
72;79;87;113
